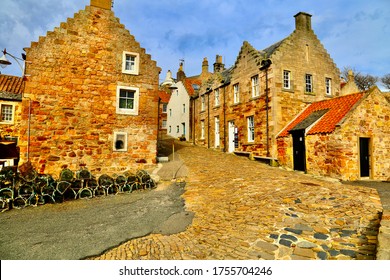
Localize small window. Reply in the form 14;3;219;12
183;104;186;113
169;126;172;133
215;89;220;106
169;109;172;117
0;104;13;123
251;75;259;97
162;120;167;128
283;70;291;89
201;95;206;111
116;86;139;115
113;132;128;152
176;125;180;133
233;83;240;104
247;116;255;142
162;103;167;113
305;74;313;93
122;51;139;75
200;120;205;140
325;78;332;96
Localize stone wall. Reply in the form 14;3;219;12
19;5;160;176
278;88;390;181
0;100;22;140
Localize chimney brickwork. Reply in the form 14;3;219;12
91;0;112;10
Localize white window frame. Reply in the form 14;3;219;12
116;86;140;115
251;75;259;97
201;95;206;111
305;74;313;93
200;120;205;140
122;51;140;75
214;89;220;106
162;120;167;129
113;132;128;152
183;104;186;113
0;103;14;124
162;103;167;113
325;77;332;96
283;70;291;89
233;83;240;104
247;116;255;142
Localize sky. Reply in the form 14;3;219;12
0;0;389;86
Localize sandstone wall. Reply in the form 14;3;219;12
19;5;160;176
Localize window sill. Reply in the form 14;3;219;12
282;88;294;93
304;92;316;96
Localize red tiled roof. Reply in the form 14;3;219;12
0;74;25;95
278;92;365;137
183;77;201;97
158;90;171;103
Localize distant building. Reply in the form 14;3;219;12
0;74;24;167
19;0;161;175
194;12;341;161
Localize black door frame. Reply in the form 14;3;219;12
292;130;306;172
359;137;371;178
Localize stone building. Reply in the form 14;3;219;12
18;0;161;175
194;12;340;162
0;74;24;167
158;89;170;138
277;87;390;181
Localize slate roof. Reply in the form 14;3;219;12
278;92;365;137
0;74;24;101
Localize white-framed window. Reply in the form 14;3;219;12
162;103;167;113
233;83;239;104
283;70;291;89
251;75;259;97
176;125;180;133
122;51;140;75
116;86;139;115
162;120;167;129
200;120;205;140
0;104;14;123
201;95;206;111
325;78;332;96
169;126;172;133
247;116;255;142
169;109;172;117
305;74;313;93
214;89;220;106
183;104;186;113
113;132;128;152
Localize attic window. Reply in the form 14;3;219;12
122;51;139;75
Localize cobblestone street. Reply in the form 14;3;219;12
91;142;383;260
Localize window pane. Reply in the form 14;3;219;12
119;89;135;109
1;105;13;122
125;55;135;71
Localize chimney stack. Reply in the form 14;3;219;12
294;12;312;31
176;62;186;82
91;0;112;10
202;58;209;75
213;55;225;73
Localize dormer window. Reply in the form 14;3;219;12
122;51;139;75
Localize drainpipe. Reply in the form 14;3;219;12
260;59;272;158
207;90;210;149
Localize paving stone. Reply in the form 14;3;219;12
317;251;328;260
293;247;315;258
340;249;357;258
279;239;293;247
297;241;317;249
285;228;303;235
314;233;329;240
294;224;313;232
254;241;278;253
280;234;298;242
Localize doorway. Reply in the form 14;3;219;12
228;121;235;153
292;130;306;172
359;137;370;177
214;117;220;148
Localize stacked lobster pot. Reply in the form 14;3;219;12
0;163;156;212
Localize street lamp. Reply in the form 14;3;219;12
0;48;26;75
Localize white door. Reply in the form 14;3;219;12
215;117;220;148
228;121;235;153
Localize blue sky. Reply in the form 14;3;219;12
0;0;389;85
